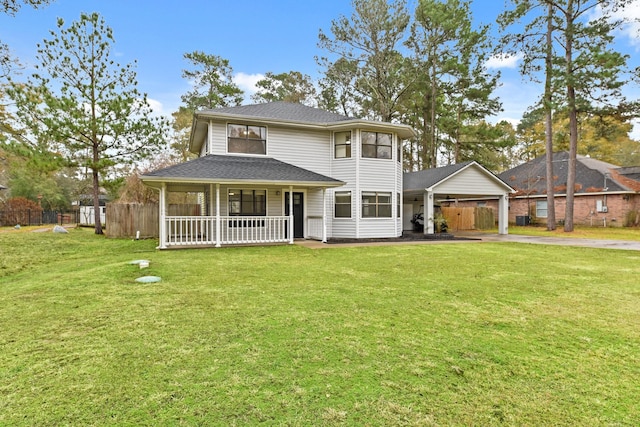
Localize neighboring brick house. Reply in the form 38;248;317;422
498;152;640;227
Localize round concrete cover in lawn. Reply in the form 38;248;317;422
135;276;161;283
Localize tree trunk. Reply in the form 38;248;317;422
544;0;556;230
564;0;576;232
91;136;103;233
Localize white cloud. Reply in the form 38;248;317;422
594;0;640;48
234;72;264;95
485;53;523;70
146;98;165;116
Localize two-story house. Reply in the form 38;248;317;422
141;102;414;248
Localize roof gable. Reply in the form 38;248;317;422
404;161;513;195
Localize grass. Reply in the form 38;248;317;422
1;228;639;425
505;225;640;241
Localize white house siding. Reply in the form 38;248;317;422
359;156;402;238
306;189;323;217
395;141;403;236
329;156;358;238
208;122;228;155
435;166;506;195
266;127;332;176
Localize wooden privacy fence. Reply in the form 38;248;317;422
107;203;203;238
441;207;495;231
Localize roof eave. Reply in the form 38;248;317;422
140;176;345;189
189;111;417;144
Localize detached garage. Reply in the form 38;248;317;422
403;161;514;235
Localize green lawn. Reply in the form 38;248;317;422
506;225;640;241
1;228;639;425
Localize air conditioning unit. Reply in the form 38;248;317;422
601;206;608;213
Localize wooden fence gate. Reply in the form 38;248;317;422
441;207;495;231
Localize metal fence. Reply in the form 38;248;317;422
0;209;79;227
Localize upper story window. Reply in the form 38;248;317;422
228;124;266;155
334;131;352;159
362;131;392;159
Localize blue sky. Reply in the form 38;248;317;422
2;0;640;135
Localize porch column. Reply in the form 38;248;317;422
498;192;509;235
215;184;221;247
322;188;327;243
288;185;294;244
424;190;435;235
159;183;167;249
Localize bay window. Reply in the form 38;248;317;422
362;131;392;159
334;131;352;158
362;192;392;218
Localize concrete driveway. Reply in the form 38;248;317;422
465;232;640;251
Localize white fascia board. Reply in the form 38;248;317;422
193;111;416;139
141;176;345;189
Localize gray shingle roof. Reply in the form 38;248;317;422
498;151;632;194
141;155;343;186
403;161;473;191
198;101;352;124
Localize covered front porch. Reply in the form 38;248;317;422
157;184;332;248
141;155;344;249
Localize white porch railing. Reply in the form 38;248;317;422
307;216;323;241
164;215;290;247
166;216;215;246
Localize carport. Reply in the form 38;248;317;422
403;161;514;235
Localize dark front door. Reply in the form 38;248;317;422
285;192;304;238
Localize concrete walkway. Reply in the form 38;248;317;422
296;232;640;251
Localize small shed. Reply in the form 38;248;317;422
404;161;514;234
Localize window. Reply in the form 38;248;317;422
362;192;392;218
228;189;266;216
335;191;352;218
228;124;266;155
397;140;402;163
362;131;392;159
334;131;351;158
397;193;401;218
536;200;548;218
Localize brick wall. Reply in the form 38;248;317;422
441;194;640;227
509;194;639;227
